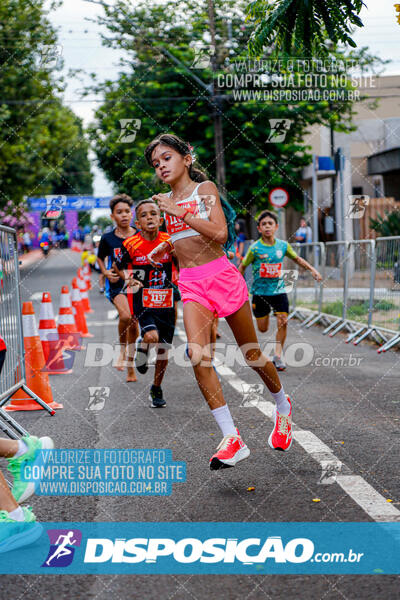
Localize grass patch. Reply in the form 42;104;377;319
322;301;343;317
322;299;397;318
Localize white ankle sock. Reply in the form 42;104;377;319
271;387;290;416
13;439;29;458
211;404;237;437
8;506;24;521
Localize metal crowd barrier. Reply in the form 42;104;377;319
320;241;349;336
288;242;325;328
288;235;400;352
345;240;376;345
0;225;53;438
373;236;400;353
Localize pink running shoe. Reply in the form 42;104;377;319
268;396;293;452
210;430;250;470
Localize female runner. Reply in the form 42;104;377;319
144;134;293;470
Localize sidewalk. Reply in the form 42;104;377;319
18;249;43;269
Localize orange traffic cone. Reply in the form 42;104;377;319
71;239;82;252
71;278;93;338
83;262;92;290
57;285;82;350
38;292;73;375
7;302;63;411
77;269;93;313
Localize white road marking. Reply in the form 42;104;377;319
107;310;118;320
337;476;400;522
175;323;400;522
294;430;334;455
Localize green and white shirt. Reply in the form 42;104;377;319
242;238;297;295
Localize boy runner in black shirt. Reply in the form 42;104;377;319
97;194;139;382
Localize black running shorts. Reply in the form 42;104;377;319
137;307;175;345
252;293;289;318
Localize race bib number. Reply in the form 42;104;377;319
165;200;198;237
142;288;173;308
259;262;282;278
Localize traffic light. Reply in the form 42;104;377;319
395;4;400;24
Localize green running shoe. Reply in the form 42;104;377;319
7;436;54;503
0;507;43;553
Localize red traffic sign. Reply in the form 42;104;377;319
269;188;289;208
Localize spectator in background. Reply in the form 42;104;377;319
17;229;24;254
294;217;312;259
58;225;66;248
38;227;50;245
234;219;248;265
51;228;59;248
22;230;32;253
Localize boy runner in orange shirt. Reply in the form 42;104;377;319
115;199;179;408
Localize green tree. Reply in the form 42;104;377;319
0;0;93;207
93;215;113;229
47;111;94;195
370;210;400;237
247;0;365;56
88;0;377;215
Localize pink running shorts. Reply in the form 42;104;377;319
178;255;249;318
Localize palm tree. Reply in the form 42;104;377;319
247;0;365;56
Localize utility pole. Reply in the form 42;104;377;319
155;1;228;195
207;0;226;195
329;109;338;241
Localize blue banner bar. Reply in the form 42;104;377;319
27;196;112;211
1;522;399;574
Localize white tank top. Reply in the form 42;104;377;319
164;182;210;243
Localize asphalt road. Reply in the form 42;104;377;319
0;249;399;598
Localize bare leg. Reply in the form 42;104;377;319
113;294;132;370
126;316;139;382
275;313;288;359
226;301;282;393
214;316;221;338
154;346;169;387
256;314;269;333
141;329;169;387
183;302;225;410
0;471;18;513
210;316;218;360
0;439;19;513
0;439;18;458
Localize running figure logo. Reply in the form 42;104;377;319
118;119;141;143
190;44;214;69
42;529;82;568
86;386;110;411
281;269;299;293
346;195;369;219
266;119;292;143
240;383;264;407
40;44;63;69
